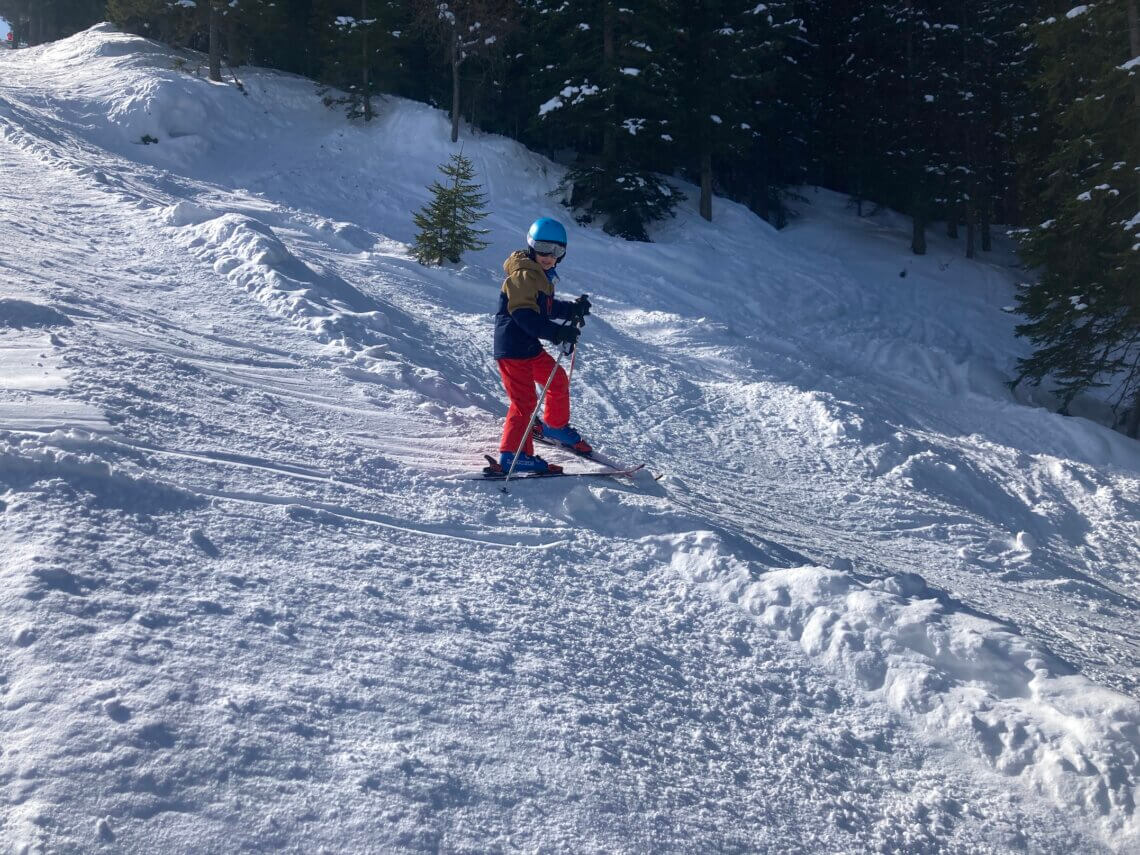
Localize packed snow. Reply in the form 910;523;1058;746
1;25;1138;853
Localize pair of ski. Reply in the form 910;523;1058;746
479;433;645;482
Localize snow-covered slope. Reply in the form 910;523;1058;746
1;25;1138;853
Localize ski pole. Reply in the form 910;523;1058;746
502;321;580;488
565;340;578;391
566;294;587;390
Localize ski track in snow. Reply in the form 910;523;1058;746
1;25;1138;853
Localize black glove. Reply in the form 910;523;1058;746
552;324;581;346
570;294;591;324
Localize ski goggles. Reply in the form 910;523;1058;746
530;240;566;259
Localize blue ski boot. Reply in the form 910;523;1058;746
499;451;562;475
537;422;593;454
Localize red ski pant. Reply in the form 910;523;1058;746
498;351;570;455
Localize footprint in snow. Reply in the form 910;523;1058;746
103;699;131;723
13;626;36;647
188;528;220;557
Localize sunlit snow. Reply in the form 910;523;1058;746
1;25;1138;854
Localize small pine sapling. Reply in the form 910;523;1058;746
412;152;491;265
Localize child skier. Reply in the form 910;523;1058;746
495;217;592;475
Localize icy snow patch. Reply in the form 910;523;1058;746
0;334;67;393
0;331;109;432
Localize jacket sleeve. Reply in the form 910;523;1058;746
550;298;576;321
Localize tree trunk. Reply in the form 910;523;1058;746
450;26;461;143
853;126;866;217
361;0;372;122
911;213;926;255
904;0;926;256
700;150;713;221
689;2;713;222
1126;396;1140;438
754;158;770;222
947;214;958;239
602;1;616;166
961;0;975;260
39;0;54;42
29;3;42;45
981;20;997;255
1128;1;1140;205
208;1;222;83
965;207;976;259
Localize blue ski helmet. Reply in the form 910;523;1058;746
527;217;568;259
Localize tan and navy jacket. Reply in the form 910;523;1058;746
494;250;574;359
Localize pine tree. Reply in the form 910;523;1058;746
106;0;178;42
528;0;682;241
1014;2;1140;433
408;0;518;143
411;151;491;265
0;0;105;44
877;0;954;255
732;0;811;227
984;1;1038;235
669;0;805;226
934;0;1036;257
105;0;234;66
235;0;322;77
313;0;405;121
804;0;1035;250
806;1;911;219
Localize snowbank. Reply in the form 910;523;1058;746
665;531;1140;842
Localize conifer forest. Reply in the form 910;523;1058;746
2;0;1139;433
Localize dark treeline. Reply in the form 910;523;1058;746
0;0;1038;244
2;0;1138;432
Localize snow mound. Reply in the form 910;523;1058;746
661;531;1140;842
0;299;72;329
168;208;392;350
0;435;202;513
161;200;215;227
37;22;165;64
313;219;375;252
103;79;213;164
159;204;487;408
7;25;328;173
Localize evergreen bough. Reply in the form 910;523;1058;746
562;164;680;242
1013;4;1140;435
412;152;491;265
